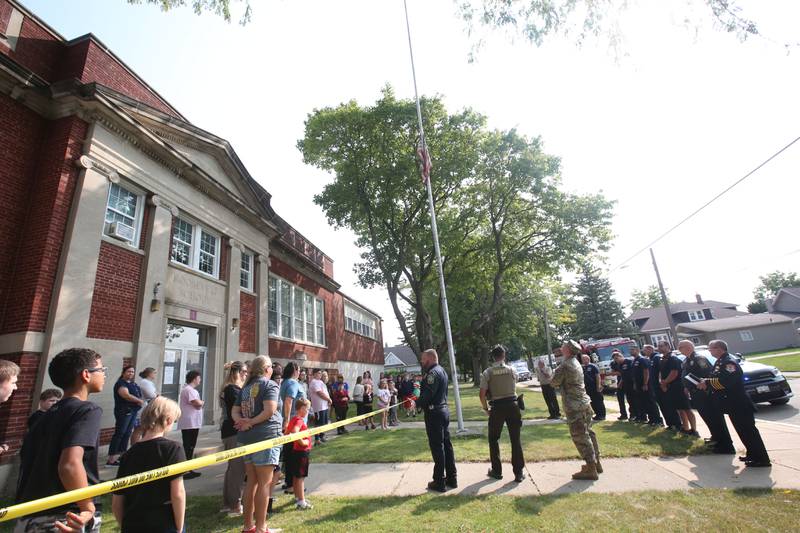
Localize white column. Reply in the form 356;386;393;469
256;254;270;356
225;239;243;362
45;167;110;354
134;195;177;372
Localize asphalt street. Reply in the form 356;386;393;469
753;377;800;427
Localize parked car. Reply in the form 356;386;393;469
510;360;532;382
681;349;793;406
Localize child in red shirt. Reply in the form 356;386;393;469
286;398;313;510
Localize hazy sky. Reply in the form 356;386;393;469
25;0;800;345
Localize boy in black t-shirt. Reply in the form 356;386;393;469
16;348;107;533
112;396;186;533
27;388;63;430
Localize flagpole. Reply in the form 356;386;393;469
403;0;464;432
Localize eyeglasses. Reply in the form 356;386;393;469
86;366;108;376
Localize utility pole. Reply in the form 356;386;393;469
650;248;678;347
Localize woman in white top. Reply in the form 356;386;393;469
178;370;204;479
352;376;365;426
130;367;159;445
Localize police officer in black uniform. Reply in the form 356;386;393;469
678;340;734;454
417;349;457;491
699;339;770;467
631;345;659;424
610;351;635;420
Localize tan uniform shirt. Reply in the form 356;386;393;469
479;362;517;401
550;357;590;414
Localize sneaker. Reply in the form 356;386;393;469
296;499;313;510
486;469;503;480
744;459;771;468
184;471;201;480
617;415;628;421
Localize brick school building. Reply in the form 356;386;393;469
0;0;383;481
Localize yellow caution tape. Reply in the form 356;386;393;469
0;403;395;522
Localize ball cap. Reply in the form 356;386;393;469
567;340;582;355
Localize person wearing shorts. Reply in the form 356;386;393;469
233;356;282;533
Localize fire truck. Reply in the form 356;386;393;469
585;337;637;390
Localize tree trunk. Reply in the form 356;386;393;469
471;355;482;386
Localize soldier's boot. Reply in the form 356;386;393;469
571;463;599;481
595;460;603;474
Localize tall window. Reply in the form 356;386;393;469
345;302;378;340
104;183;143;246
240;252;253;290
170;216;220;277
268;277;278;335
269;275;325;345
280;280;292;338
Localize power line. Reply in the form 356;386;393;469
612;134;800;272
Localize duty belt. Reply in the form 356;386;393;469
489;396;517;406
427;403;447;410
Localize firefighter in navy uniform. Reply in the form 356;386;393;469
678;340;734;454
417;349;457;491
479;345;525;482
699;339;771;467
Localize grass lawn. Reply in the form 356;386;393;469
753;354;800;372
412;383;550;421
313;421;708;463
746;348;800;358
5;489;797;532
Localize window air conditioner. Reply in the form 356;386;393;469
108;221;135;242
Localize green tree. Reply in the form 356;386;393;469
570;263;629;339
748;271;800;313
628;284;670;311
299;87;613;359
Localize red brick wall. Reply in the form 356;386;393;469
0;352;40;456
219;238;229;282
1;115;87;334
267;256;383;366
0;8;62;82
86;242;143;341
78;40;180;118
239;292;256;354
138;203;152;250
0;95;45;327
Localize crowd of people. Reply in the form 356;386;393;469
0;348;418;533
536;338;772;472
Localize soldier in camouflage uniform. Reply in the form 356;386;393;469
551;340;602;480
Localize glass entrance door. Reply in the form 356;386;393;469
163;322;208;403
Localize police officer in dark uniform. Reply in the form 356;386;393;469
643;344;665;427
630;345;659;424
479;345;525;482
678;340;734;453
580;355;606;420
609;351;635;420
699;339;770;467
417;349;457;491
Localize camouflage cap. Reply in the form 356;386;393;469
566;340;583;355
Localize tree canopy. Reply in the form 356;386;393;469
298;86;613;367
570;263;630;340
748;271;800;313
628;284;670;311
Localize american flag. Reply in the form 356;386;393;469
416;141;432;184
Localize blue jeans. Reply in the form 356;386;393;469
109;409;137;455
314;410;329;441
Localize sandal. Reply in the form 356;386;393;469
242;527;256;533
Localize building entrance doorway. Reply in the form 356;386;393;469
162;321;209;403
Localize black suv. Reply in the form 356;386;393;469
690;349;794;405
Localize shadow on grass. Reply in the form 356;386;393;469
299;495;407;527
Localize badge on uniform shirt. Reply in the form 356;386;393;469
725;363;737;373
427;374;435;384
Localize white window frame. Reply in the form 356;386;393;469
739;330;754;342
170;215;220;278
650;333;670;346
103;182;145;247
268;274;326;346
240;251;253;291
344;301;378;340
687;310;706;322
